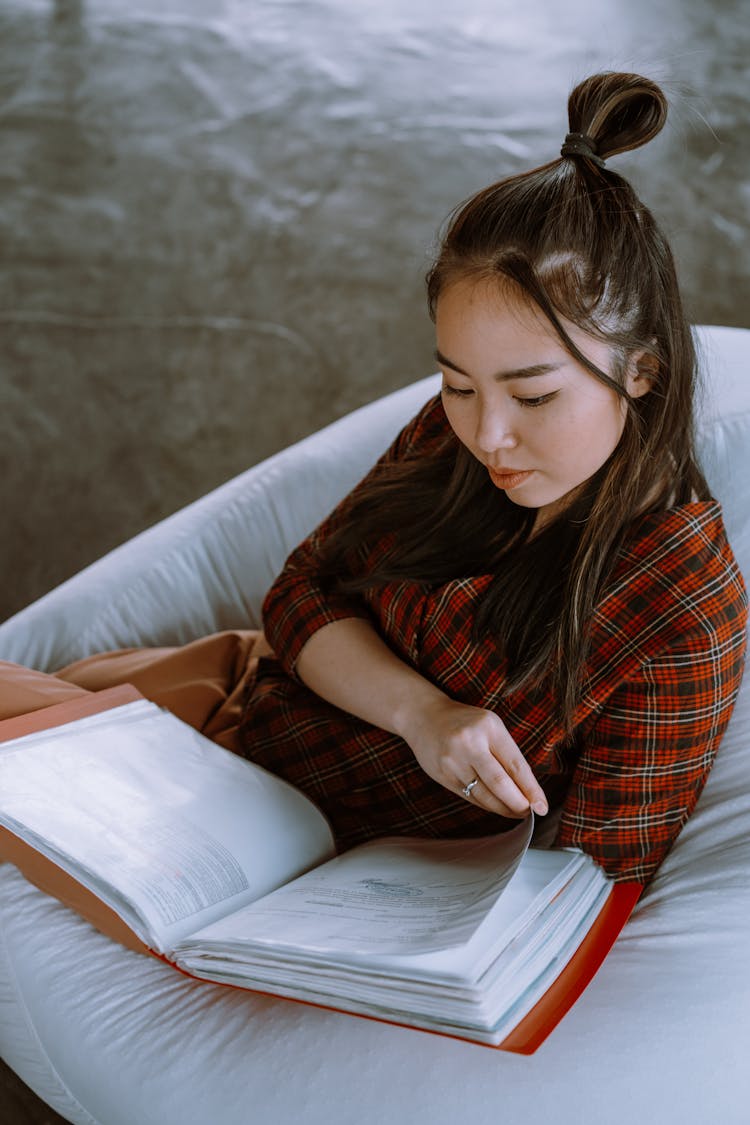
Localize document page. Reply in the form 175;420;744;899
0;700;335;949
180;815;534;958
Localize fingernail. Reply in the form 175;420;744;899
533;800;548;815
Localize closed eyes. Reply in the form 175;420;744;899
515;392;558;408
442;385;558;408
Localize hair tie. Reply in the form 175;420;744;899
560;132;606;169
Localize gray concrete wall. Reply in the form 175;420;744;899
2;0;749;624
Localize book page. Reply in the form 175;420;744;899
0;699;335;950
177;814;534;958
173;849;612;1044
370;848;594;981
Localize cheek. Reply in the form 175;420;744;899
594;397;628;452
441;396;473;445
543;397;625;473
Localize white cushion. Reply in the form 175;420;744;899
1;325;749;1125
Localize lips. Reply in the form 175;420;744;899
487;467;533;490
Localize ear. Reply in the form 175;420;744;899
624;348;659;399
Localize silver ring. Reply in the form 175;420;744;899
462;778;479;799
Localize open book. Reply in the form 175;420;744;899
0;685;640;1053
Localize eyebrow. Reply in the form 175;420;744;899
434;348;563;382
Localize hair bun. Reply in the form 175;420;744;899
567;72;668;162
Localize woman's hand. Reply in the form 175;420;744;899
295;618;547;817
398;697;548;818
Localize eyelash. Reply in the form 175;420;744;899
441;386;558;408
516;393;557;408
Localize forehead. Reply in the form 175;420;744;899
435;277;617;385
436;279;568;357
437;275;541;318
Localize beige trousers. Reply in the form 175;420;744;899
0;630;273;754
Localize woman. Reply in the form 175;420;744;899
3;71;747;885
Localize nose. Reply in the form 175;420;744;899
475;400;518;454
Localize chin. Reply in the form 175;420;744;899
506;489;553;510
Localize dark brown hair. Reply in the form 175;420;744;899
318;72;710;727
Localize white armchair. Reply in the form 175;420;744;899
1;327;749;1125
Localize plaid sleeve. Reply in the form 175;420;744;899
554;622;747;884
262;394;448;676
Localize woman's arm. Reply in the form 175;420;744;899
262;393;548;817
295;616;549;818
555;625;747;883
259;396;539;819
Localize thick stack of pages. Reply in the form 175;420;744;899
175;837;609;1045
0;687;638;1052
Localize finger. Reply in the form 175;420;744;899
472;764;536;815
459;777;526;818
487;742;548;814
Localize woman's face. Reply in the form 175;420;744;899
435;278;648;528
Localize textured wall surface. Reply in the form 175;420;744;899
1;0;749;626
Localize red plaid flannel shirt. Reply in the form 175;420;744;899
241;395;748;883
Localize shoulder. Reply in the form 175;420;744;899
615;500;744;603
594;500;748;660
